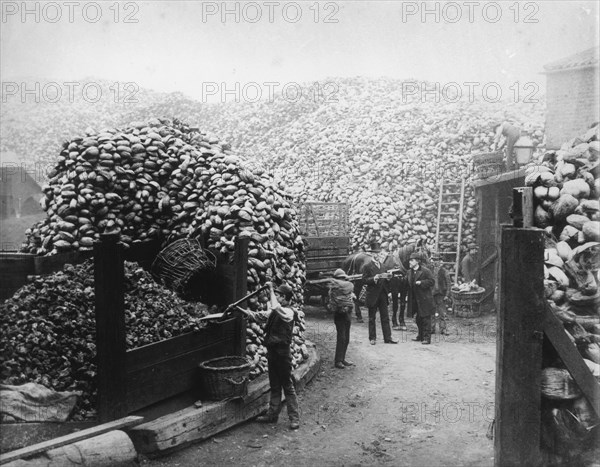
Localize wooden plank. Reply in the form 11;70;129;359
305;236;350;248
306;258;346;272
495;227;545;467
232;237;248;304
472;166;527;188
33;250;92;276
126;339;236;412
129;343;320;456
292;342;320;393
522;187;534;228
94;233;127;422
435;177;444;252
126;318;238;373
542;305;600;418
232;236;248;357
0;416;143;465
454;177;465;282
511;187;534;228
131;376;271;456
305;250;350;260
0;422;97;453
299;203;349;237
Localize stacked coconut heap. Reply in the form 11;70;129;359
17;118;308;380
3;77;545;253
526;125;600;462
189;77;545;252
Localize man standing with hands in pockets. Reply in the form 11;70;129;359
407;252;436;345
362;245;398;346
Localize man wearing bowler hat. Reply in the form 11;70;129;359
362;243;398;345
407;252;435;345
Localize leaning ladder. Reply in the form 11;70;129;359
434;176;466;284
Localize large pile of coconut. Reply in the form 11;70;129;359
20;117;308;378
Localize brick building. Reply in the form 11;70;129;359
543;46;599;149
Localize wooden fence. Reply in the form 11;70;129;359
93;233;248;422
0;235;249;425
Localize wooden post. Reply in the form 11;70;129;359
495;226;545;467
232;237;249;357
512;187;534;228
232;237;249;302
94;233;127;422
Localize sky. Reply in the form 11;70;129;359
1;1;598;101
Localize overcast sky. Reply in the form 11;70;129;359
1;1;598;101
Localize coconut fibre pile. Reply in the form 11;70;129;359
0;260;208;419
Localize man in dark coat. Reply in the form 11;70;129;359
362;247;398;345
407;252;436;345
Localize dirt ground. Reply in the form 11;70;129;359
143;303;497;467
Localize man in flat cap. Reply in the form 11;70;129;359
407;252;435;345
329;269;356;369
255;282;300;430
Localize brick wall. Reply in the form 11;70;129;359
545;66;599;149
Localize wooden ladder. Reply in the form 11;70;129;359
434;176;466;285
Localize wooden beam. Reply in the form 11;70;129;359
495;227;545;467
0;416;143;465
0;422;97;453
472;166;527;188
130;376;271;456
129;343;320;457
233;237;248;357
94;233;127;422
522;188;534;228
542;305;600;418
512;187;534;228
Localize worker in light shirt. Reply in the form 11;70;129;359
493;122;521;170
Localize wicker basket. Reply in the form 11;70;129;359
151;238;216;296
541;368;582;400
451;287;485;317
198;356;251;400
472;151;505;179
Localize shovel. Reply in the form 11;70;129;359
199;285;270;322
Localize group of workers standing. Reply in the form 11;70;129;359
328;242;480;368
249;120;509;430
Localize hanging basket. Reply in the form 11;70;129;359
151;238;216;296
198;356;251;401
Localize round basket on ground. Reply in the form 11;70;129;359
541;368;581;400
198;356;251;401
451;287;485;318
151;238;216;297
